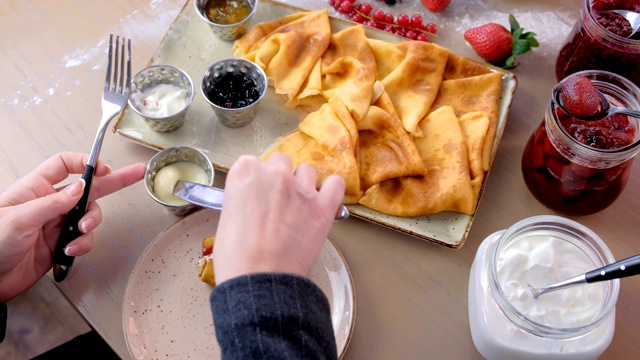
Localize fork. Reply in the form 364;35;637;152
53;34;132;282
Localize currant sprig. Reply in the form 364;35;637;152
329;0;438;42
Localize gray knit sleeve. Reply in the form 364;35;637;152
210;273;338;360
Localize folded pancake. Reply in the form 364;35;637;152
367;39;449;135
443;52;492;80
429;71;502;171
261;98;361;203
198;236;216;287
459;112;490;201
359;106;477;216
232;10;331;106
358;105;426;191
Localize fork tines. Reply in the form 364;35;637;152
105;34;132;96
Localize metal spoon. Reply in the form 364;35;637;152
553;86;640;121
609;9;640;38
529;254;640;299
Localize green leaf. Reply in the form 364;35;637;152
512;27;524;41
513;39;531;55
509;14;521;33
504;55;516;69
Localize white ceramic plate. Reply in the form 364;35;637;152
113;0;517;248
122;208;355;359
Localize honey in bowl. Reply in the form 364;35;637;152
204;0;253;25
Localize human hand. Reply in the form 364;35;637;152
213;153;346;284
0;152;145;302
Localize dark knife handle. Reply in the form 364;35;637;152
53;165;95;282
586;254;640;283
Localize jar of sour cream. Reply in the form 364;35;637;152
468;215;619;360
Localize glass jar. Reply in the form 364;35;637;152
556;0;640;86
469;215;619;360
521;70;640;216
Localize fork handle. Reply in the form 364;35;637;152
53;165;95;282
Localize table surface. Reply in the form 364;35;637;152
2;0;639;359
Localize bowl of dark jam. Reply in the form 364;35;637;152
194;0;257;41
201;58;267;128
556;0;640;86
521;70;640;216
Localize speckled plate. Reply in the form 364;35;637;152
122;208;355;359
113;0;517;248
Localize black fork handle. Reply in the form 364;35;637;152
53;165;95;282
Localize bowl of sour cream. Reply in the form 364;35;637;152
129;64;195;133
468;215;619;360
145;146;214;216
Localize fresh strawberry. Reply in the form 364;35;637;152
559;75;602;119
421;0;450;13
463;14;538;69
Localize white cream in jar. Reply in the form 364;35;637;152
131;83;188;118
468;215;619;360
153;161;209;205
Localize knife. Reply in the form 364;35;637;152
173;181;350;220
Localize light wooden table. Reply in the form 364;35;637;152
1;0;639;359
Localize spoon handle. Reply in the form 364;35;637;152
585;254;640;283
612;108;640;119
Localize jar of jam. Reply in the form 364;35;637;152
556;0;640;86
521;70;640;216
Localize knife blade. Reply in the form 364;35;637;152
173;181;349;220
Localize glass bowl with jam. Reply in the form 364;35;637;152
521;70;640;216
556;0;640;86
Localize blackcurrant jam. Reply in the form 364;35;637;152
206;73;261;109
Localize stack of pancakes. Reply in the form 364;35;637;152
233;10;503;217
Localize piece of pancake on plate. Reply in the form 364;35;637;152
358;105;426;191
366;39;449;136
429;71;503;171
232;10;331;106
359;106;481;216
198;236;216;287
294;25;377;120
261;98;361;203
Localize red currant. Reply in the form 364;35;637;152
425;23;437;34
360;3;372;16
396;14;410;27
372;9;386;22
351;13;365;23
405;30;418;40
417;33;430;42
339;1;353;13
410;14;423;28
384;14;395;24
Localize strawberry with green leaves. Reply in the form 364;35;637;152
463;14;538;69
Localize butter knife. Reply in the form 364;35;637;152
173;181;350;220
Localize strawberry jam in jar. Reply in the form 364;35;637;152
556;0;640;86
521;70;640;215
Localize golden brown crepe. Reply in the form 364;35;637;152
358;105;426;191
261;98;361;203
367;39;449;135
443;52;492;80
459;112;490;200
359;106;477;216
428;72;502;170
198;236;216;287
232;10;331;106
311;25;377;120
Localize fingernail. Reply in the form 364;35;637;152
65;179;86;196
64;245;77;257
80;219;93;234
104;163;112;174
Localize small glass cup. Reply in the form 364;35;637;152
201;58;267;128
144;146;214;216
556;0;640;86
521;70;640;215
128;65;194;133
193;0;258;42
